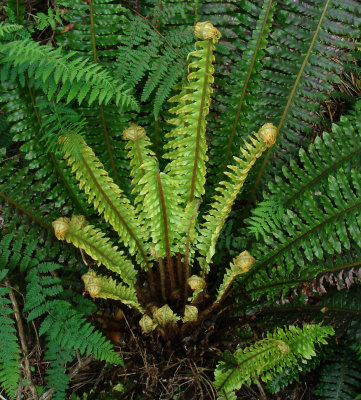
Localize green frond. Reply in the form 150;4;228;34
243;112;361;299
315;348;361;400
246;200;284;240
197;125;276;274
81;269;142;312
44;343;72;400
0;38;138;109
58;133;150;268
125;126;181;258
23;260;123;365
57;0;129;62
214;324;334;400
0;270;21;399
0;82;91;217
268;104;361;206
242;0;361;207
52;216;137;286
164;28;219;204
207;0;274;180
0;22;23;38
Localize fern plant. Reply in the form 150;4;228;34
1;1;361;399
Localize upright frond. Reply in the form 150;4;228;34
164;22;220;204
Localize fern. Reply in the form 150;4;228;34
0;38;137;109
0;269;21;399
164;23;220;204
242;107;361;301
246;199;284;240
214;324;334;400
315;348;361;400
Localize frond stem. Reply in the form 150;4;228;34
156;169;175;291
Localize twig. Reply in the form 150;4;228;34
255;378;267;400
5;277;39;400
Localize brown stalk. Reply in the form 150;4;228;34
5;278;39;400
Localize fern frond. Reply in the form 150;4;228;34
0;38;138;109
214;324;334;400
44;342;72;400
208;0;274;180
197;124;277;274
246;199;284;240
23;261;124;364
52;215;137;286
125;125;181;258
244;167;361;298
81;269;142;312
315;349;361;400
58;133;150;268
268;104;361;206
242;0;361;208
0;270;21;399
0;22;23;38
164;24;220;204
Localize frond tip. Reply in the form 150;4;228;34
194;21;221;43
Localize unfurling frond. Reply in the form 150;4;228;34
52;215;137;286
214;324;334;400
164;22;220;204
197;123;277;274
82;269;142;312
215;251;255;304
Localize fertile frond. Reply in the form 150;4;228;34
52;215;137;286
81;269;142;312
0;270;21;399
164;22;220;204
58;133;150;268
214;324;334;400
197;124;277;274
0;38;138;109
